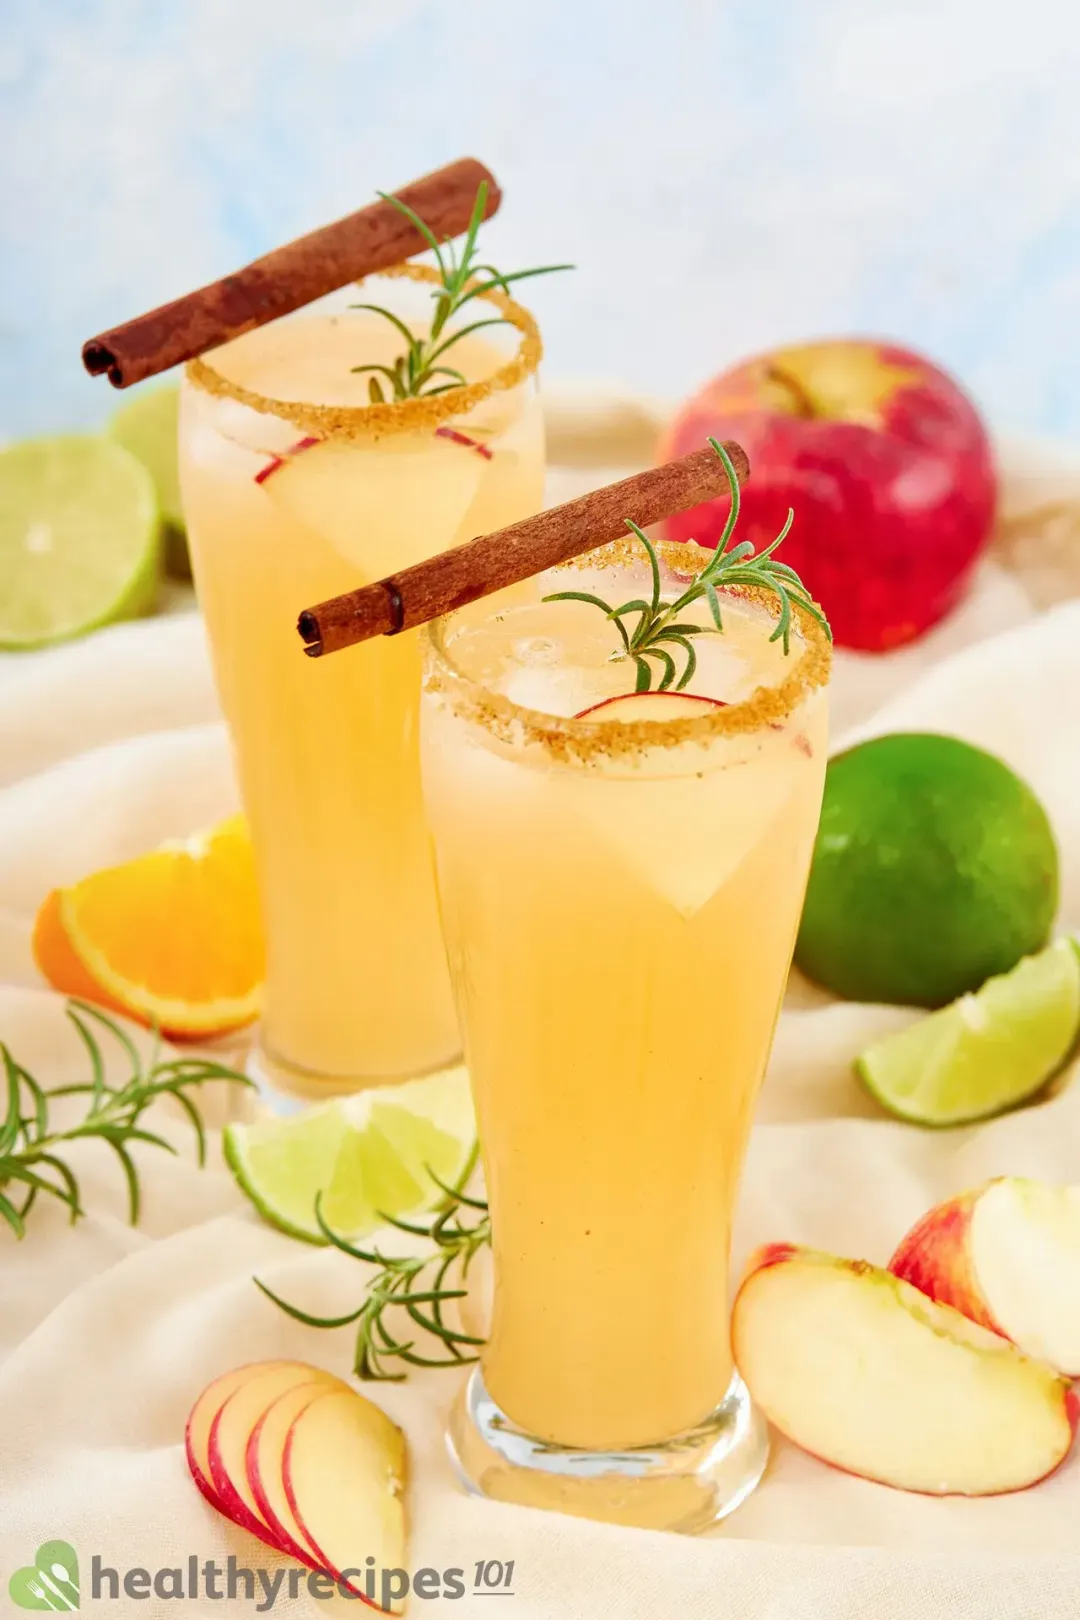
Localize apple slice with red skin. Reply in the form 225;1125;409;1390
890;1178;1080;1378
575;692;728;721
254;425;491;486
576;690;814;755
207;1362;346;1553
246;1382;331;1572
185;1360;295;1515
284;1388;407;1612
733;1242;1078;1496
434;425;493;459
254;436;320;485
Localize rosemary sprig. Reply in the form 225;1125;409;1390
351;181;572;402
255;1150;491;1381
544;437;832;693
0;999;251;1236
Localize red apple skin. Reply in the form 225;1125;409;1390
888;1189;1006;1337
659;340;997;651
281;1428;385;1612
245;1408;322;1573
735;1242;1080;1497
746;1240;801;1273
207;1404;291;1555
184;1423;226;1516
574;692;727;720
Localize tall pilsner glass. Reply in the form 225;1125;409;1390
179;269;543;1103
421;538;831;1530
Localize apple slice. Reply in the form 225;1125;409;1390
284;1388;407;1612
434;425;493;459
890;1177;1080;1377
575;692;727;721
247;1382;330;1571
254;436;320;485
207;1361;345;1552
257;431;484;576
185;1360;294;1514
732;1242;1077;1496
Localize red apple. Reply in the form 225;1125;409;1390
659;340;997;651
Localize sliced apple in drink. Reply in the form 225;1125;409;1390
284;1388;407;1610
434;425;493;459
575;692;727;721
890;1177;1080;1377
185;1360;294;1515
570;689;802;919
207;1361;346;1551
256;430;485;577
732;1242;1077;1496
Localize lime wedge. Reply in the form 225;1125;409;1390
224;1067;476;1244
107;386;182;526
856;938;1080;1126
0;435;161;649
106;385;190;579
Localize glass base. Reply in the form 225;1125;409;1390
246;1038;463;1117
446;1367;768;1533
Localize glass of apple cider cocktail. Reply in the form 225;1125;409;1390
421;524;831;1530
179;268;544;1102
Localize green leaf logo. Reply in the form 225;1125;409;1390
8;1540;79;1610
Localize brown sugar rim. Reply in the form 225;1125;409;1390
424;539;833;765
183;263;541;441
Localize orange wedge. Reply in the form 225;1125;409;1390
33;815;264;1039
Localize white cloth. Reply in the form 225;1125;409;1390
3;399;1080;1618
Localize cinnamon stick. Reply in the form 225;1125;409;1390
82;157;501;388
297;442;750;658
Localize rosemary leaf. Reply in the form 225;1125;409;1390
257;1156;492;1382
352;183;571;401
543;438;832;693
0;1000;249;1239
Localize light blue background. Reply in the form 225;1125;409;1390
3;0;1079;439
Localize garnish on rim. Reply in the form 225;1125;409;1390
351;182;572;402
543;438;832;694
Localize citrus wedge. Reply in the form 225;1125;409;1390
43;815;263;1038
0;434;161;649
107;384;190;578
32;888;129;1018
856;938;1080;1126
224;1066;476;1243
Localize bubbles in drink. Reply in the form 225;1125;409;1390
513;635;563;666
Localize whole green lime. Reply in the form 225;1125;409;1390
795;733;1058;1007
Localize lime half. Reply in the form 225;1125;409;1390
224;1067;476;1244
856;938;1080;1126
107;385;190;579
0;435;161;649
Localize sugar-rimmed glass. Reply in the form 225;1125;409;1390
420;538;831;1530
178;268;543;1106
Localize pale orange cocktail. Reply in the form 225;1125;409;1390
179;274;544;1098
422;531;831;1528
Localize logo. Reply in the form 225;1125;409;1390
9;1541;80;1611
7;1546;516;1609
